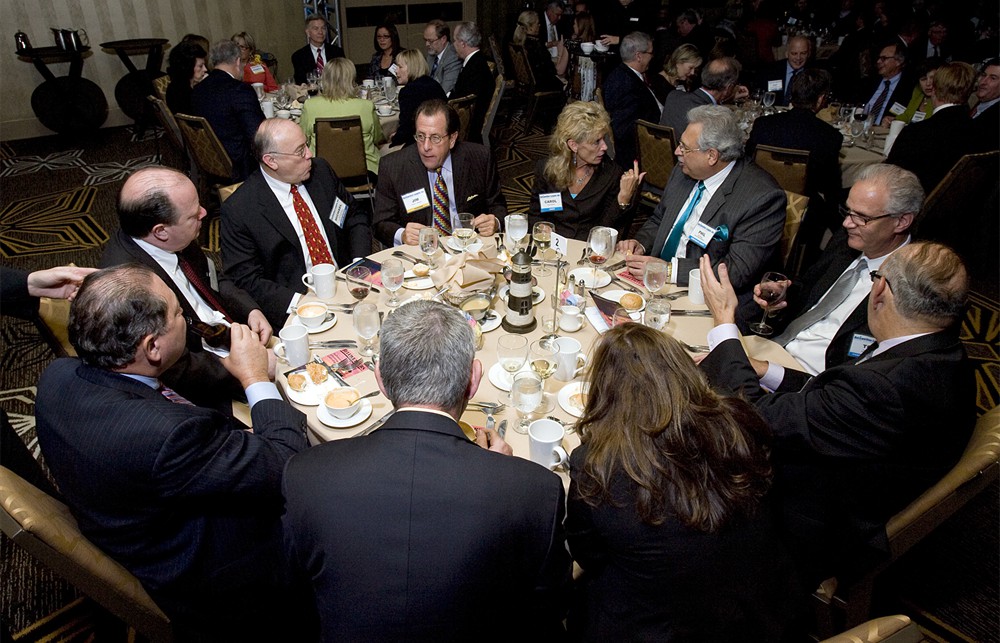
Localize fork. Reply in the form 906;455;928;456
576;247;592;265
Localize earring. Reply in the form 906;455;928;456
572;152;578;167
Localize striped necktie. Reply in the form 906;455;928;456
869;80;891;123
660;181;705;260
158;384;194;405
431;168;452;234
176;255;232;323
315;48;324;74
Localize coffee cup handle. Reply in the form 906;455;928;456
301;274;316;293
572;353;588;379
273;343;289;362
550;445;568;469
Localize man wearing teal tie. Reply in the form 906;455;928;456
619;105;786;327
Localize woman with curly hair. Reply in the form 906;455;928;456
369;23;402;80
566;324;801;641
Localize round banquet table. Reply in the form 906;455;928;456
276;238;803;486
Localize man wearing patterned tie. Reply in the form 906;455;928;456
35;263;310;640
222;118;372;326
697;242;973;586
620;105;786;327
373;99;506;247
101;167;272;404
423;19;462;94
291;14;345;85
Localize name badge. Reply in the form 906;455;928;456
388;63;399;76
847;333;877;358
630;16;639;21
539;192;564;212
550;231;568;257
911;111;926;122
888;102;906;116
688;221;716;248
767;79;783;92
329;197;348;228
250;64;265;74
402;188;431;213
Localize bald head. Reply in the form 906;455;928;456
786;36;812;70
255;118;314;184
117;167;194;238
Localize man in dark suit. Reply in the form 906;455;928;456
887;61;984;193
282;300;571;639
222;118;372;327
291;14;345;85
621;105;786;327
971;59;999;148
424;19;462;94
603;31;660;170
858;42;915;125
756;35;814;106
35;264;310;640
660;56;746;138
373;100;505;247
191;39;264;182
101;167;272;405
450;21;495;144
697;242;973;586
909;20;952;64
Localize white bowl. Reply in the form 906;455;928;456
276;109;291;119
580;42;595;54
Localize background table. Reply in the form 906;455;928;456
99;38;169;123
17;47;107;133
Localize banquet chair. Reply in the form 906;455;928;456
635;120;676;208
812;405;1000;636
481;74;506;152
781;191;809;275
36;297;75;358
313;116;374;201
820;615;922;643
507;44;564;134
174;113;234;205
217;182;243;205
0;466;173;642
447;94;476;142
146;96;194;179
151;74;170;102
752;145;810;195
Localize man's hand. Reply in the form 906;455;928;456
473;214;499;237
732;84;750;102
246;309;273;344
402;222;427;246
221;324;271;388
617;239;644;256
474;426;513;455
625;254;656;277
699;255;738;326
26;266;97;300
753;280;790;311
599;34;620;46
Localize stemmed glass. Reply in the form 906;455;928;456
532;222;554;276
529;338;557;412
497;334;528;388
762;91;776;113
849;117;865;147
839;104;854;126
587;226;612;285
511;372;543;434
418;227;439;266
506;214;528;246
749;272;788;336
381;258;404;308
346;266;371;309
353;302;380;357
643;259;668;298
454;212;477;252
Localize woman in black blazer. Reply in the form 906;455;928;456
391;49;447;147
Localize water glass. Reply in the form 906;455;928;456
353;302;380;357
643;259;668;297
511;372;543;434
643;299;671;330
381;258;404;308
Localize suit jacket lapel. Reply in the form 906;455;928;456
651;169;695;253
697;159;743;227
250;172;307;250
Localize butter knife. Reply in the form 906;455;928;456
669;309;713;317
605;260;626;272
313;355;349;387
335;274;381;293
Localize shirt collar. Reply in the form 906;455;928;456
702;158;735;190
120;373;160;389
133;237;178;270
261;166;296;193
697;87;717;105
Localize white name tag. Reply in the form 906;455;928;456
689;221;716;248
911;110;926;122
888;102;906;116
250;64;265;74
329;197;348;228
550;231;568;257
388;63;399;76
848;333;877;358
767;79;783;92
402;188;431;213
630;16;639;21
539;192;563;212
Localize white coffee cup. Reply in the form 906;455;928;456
251;82;265;100
274;325;310;366
688;268;705;305
324;386;361;419
261;99;275;118
554;336;587;381
296;302;330;328
276;109;291;119
595;41;609;52
302;263;337;299
528;419;569;470
362;78;375;87
376;104;392;116
558;304;583;332
580;42;595;54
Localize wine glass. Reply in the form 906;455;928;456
839;103;854;126
762;91;776;113
529;338;558;411
381;258;404;308
849;118;865;147
587;226;612;284
532;222;554;276
511;371;543;434
749;272;789;336
454;212;477;252
418;227;439;265
506;213;528;244
353;302;380;357
643;259;668;298
643;299;671;330
497;334;528;387
346;266;371;309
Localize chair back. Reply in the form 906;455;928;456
36;297;75;358
448;94;476;142
0;466;172;642
488;35;507;78
635;120;676;196
313;116;374;199
146;96;183;154
174;113;233;181
217;182;244;204
594;86;606;110
820;615;922;643
508;44;534;90
151;74;170;102
481;74;506;150
781;191;809;273
753;144;809;195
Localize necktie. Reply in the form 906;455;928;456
159;384;194;405
431;54;439;77
785;68;799;103
176;255;232;323
971;105;979;118
431;168;452;234
774;259;869;345
290;185;335;266
315;48;324;74
660;181;705;260
869;80;891;123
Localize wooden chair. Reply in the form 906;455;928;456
0;466;172;642
146;96;193;178
812;406;1000;636
753;144;810;195
507;43;564;134
447;94;476;142
313;116;374;201
174;113;234;191
36;297;75;358
151;74;170;102
216;182;243;205
635;120;677;208
820;615;922;643
782;191;809;275
480;74;506;152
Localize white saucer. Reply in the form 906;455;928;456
316;399;373;428
558;381;590;418
284;376;336;406
498;284;545;305
291;313;337;333
603;289;646;313
569;268;611;288
479;310;502;332
402;270;435;290
488;362;529;392
445;237;484;253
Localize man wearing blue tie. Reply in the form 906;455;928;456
619;105;786;327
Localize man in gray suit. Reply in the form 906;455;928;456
424;19;462;95
620;105;786;326
660;57;746;137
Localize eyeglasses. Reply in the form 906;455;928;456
676;141;706;155
268;144;308;158
869;270;892;290
414;133;448;145
424;35;444;44
839;204;904;226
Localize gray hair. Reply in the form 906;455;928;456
855;164;925;216
880;241;968;326
701;56;741;91
379;300;475;410
454;21;481;48
209;39;241;67
620;31;652;64
687;104;744;161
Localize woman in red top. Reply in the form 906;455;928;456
232;31;278;92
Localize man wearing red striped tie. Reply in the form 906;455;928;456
291;14;345;85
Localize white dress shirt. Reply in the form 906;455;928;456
261;168;336;271
392;154;459;246
665;161;735;282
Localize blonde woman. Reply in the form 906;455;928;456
650;43;702;103
513;10;566;89
528;102;643;240
391;49;447;147
232;31;278;92
300;57;385;176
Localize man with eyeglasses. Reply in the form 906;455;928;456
602;31;661;171
374;100;506;247
291;14;345;85
858;42;914;126
222;118;372;326
697;241;972;587
424;19;462;95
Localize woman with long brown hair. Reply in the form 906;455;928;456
567;324;800;641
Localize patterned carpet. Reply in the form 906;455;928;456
1;118;997;641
